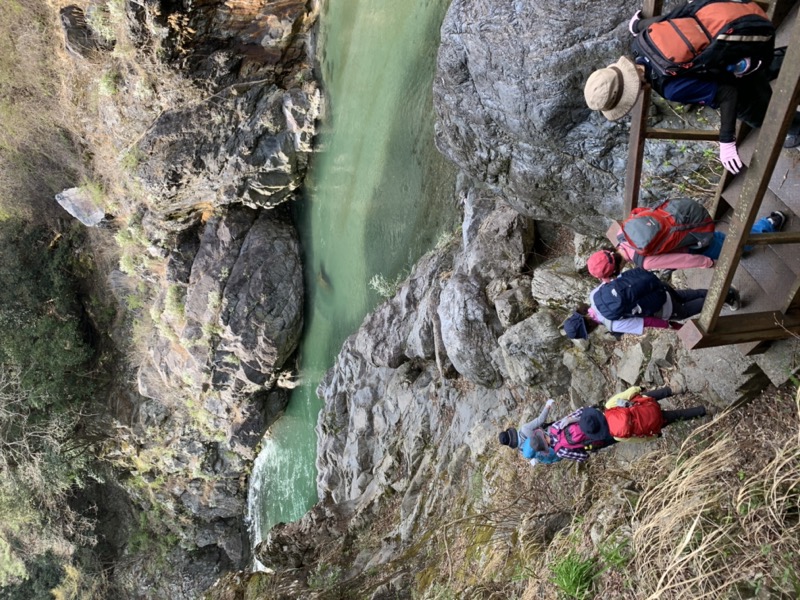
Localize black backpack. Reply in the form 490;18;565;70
592;268;667;321
632;0;775;95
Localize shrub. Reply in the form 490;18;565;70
549;550;596;600
0;220;96;402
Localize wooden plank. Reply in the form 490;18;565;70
606;221;622;246
680;309;800;349
623;88;651;216
641;0;662;19
622;0;662;216
784;276;800;311
746;231;800;245
645;128;720;141
696;11;800;334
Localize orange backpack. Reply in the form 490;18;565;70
632;0;775;94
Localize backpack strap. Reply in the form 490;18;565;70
631;252;646;268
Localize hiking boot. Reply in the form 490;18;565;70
785;131;800;149
784;113;800;148
724;287;741;311
767;211;786;231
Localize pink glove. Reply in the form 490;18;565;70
629;10;642;35
720;142;743;174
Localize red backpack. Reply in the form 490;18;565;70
620;198;715;263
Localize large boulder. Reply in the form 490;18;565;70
434;0;641;233
438;273;504;388
135;84;320;221
141;206;303;402
492;310;571;391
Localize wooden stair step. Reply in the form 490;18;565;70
677;259;775;316
775;1;800;47
717;192;800;275
732;136;800;212
737;249;799;311
767;148;800;209
717;179;800;275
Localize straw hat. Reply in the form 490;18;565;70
584;56;642;121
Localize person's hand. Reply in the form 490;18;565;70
668;321;684;330
629;10;642;35
546;398;555;408
720;142;743;174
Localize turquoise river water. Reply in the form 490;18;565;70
247;0;460;546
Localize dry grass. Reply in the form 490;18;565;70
404;387;800;600
631;391;800;599
0;0;205;224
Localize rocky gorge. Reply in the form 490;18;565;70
46;0;800;598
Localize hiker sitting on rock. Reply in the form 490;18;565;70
565;267;740;338
583;385;708;442
498;399;560;465
583;0;800;175
589;211;786;282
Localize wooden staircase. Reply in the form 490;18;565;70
620;0;800;355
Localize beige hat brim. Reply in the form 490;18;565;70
601;56;643;122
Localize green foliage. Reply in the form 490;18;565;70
549;551;596;600
369;272;406;299
0;219;101;592
598;535;632;570
414;582;457;600
0;536;26;586
0;551;65;599
0;220;96;402
98;70;121;96
307;563;342;591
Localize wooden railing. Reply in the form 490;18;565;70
621;0;800;349
679;6;800;348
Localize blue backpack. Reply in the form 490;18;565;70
592;268;666;321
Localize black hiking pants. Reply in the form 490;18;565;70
645;386;707;425
663;406;706;425
666;288;707;321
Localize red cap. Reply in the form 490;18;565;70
587;250;616;279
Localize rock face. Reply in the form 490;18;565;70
141;207;303;400
75;0;746;596
257;185;591;577
433;0;640;233
135;84;320;217
60;5;115;58
72;0;321;594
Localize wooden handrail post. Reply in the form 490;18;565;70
697;8;800;333
622;0;663;215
